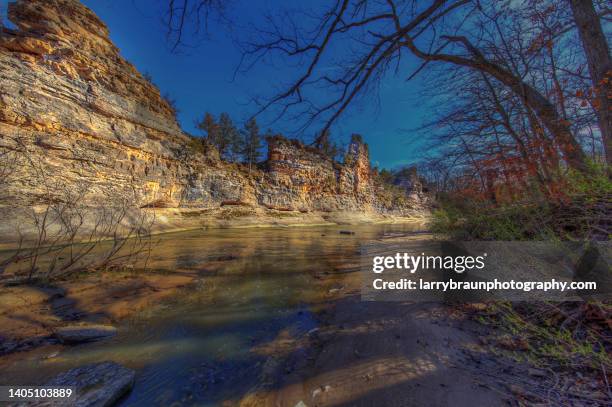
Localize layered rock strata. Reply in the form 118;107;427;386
0;0;427;241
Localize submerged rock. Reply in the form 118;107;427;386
54;325;117;344
339;230;355;235
41;361;135;407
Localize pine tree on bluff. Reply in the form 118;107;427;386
197;112;242;161
378;168;394;184
196;112;220;151
218;113;242;161
241;117;262;171
317;129;341;161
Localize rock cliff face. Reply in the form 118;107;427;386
393;167;427;201
263;135;378;212
0;0;426;239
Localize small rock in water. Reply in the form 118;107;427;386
312;385;332;398
339;230;355;235
54;324;117;344
307;328;320;336
38;361;135;407
294;401;308;407
42;351;59;360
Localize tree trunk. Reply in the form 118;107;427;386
570;0;612;165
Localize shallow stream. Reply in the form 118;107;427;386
2;223;426;406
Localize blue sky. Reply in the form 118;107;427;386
3;0;433;169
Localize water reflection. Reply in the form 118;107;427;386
2;223;425;406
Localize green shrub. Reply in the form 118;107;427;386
435;162;611;241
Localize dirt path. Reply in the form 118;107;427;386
240;298;507;407
233;239;524;407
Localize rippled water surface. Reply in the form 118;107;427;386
3;223;426;406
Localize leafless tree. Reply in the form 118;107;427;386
165;0;232;50
569;0;612;166
162;0;611;173
0;144;156;283
0;135;25;190
163;0;610;172
412;0;609;198
0;136;26;275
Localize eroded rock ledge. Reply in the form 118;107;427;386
0;0;428;241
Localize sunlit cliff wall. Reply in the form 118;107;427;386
0;0;427;238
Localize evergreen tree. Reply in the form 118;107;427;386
317;129;341;161
241;118;263;171
217;113;241;161
378;168;394;184
196;112;220;152
218;113;233;159
196;112;216;137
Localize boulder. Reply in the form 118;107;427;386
40;361;135;407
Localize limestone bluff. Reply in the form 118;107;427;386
0;0;428;242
